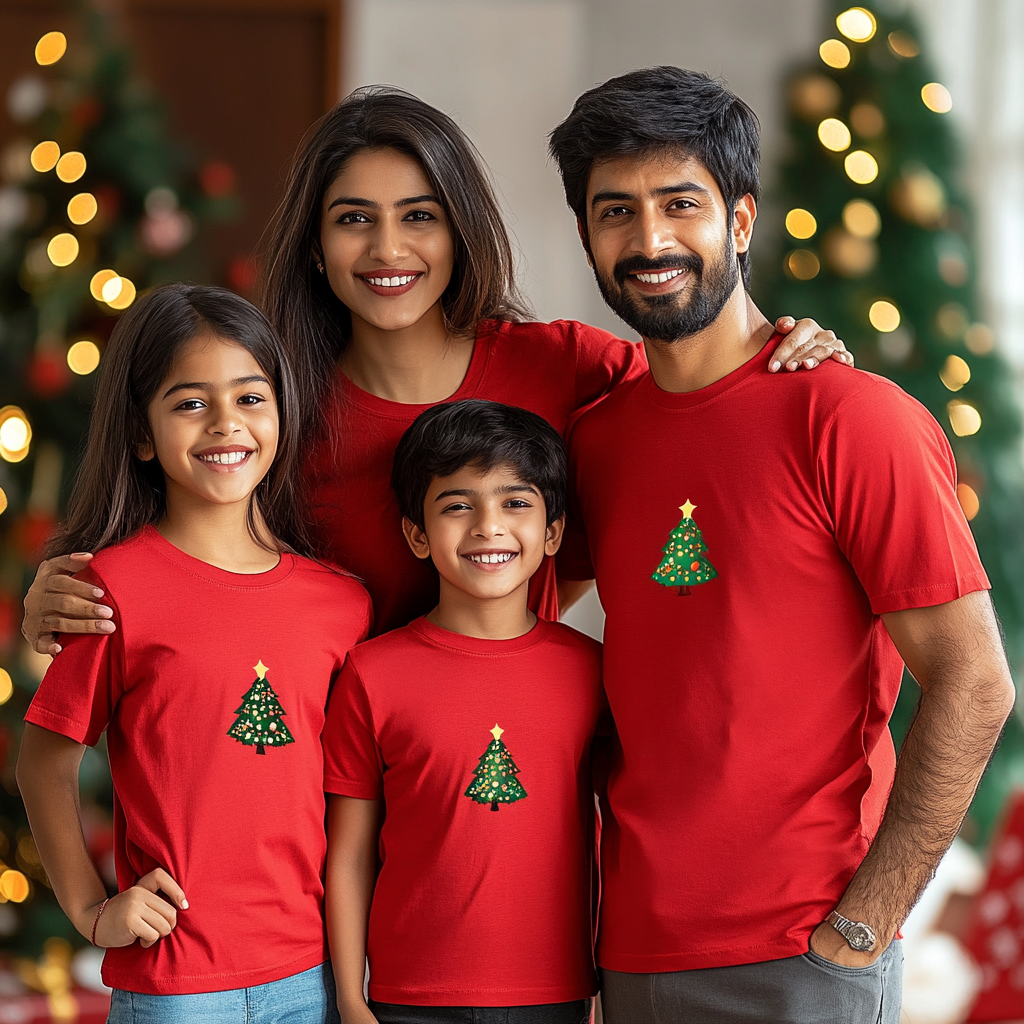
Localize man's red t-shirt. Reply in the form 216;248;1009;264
305;319;645;634
323;616;604;1005
25;527;372;994
560;340;990;972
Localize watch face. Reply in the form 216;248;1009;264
848;924;875;951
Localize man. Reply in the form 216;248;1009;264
549;66;1014;1024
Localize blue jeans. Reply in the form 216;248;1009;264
107;962;340;1024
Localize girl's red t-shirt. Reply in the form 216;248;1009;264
25;527;372;994
305;319;645;635
323;616;605;1005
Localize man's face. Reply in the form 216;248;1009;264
583;150;750;342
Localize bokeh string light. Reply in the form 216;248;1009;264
55;151;86;183
842;199;881;238
818;118;852;152
67;192;98;225
836;7;877;42
948;400;982;437
785;208;817;239
921;83;953;114
939;355;971;392
0;407;32;462
819;39;851;69
869;300;901;332
46;233;79;268
35;31;67;66
844;150;879;184
29;141;60;173
67;341;101;375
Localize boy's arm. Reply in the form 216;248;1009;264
17;723;185;947
326;794;384;1024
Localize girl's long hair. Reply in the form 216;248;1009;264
46;284;317;559
258;85;531;437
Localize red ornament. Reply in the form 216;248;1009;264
93;184;122;225
72;96;103;129
227;255;258;294
27;349;70;397
690;561;700;571
200;160;236;197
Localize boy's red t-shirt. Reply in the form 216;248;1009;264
305;318;645;634
323;616;604;1006
25;527;372;994
560;341;990;972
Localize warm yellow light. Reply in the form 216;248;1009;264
107;277;136;310
844;150;879;184
948;401;981;437
46;233;79;268
67;340;101;375
30;141;60;173
35;31;67;66
101;276;123;303
922;83;953;114
0;669;12;706
0;870;29;903
836;7;876;42
940;355;971;392
956;483;980;521
0;410;31;453
888;30;919;58
819;39;851;69
67;192;98;225
786;250;820;280
90;269;118;301
55;152;86;183
785;208;817;239
843;199;881;238
850;102;885;137
0;487;7;515
965;323;995;355
869;300;901;332
818;118;852;152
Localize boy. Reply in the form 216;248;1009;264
323;399;602;1024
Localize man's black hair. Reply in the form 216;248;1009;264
548;66;761;288
392;399;567;528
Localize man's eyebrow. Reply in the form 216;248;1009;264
590;181;712;207
327;194;440;212
162;375;270;399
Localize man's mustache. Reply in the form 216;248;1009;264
613;252;704;287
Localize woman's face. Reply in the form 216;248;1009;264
320;147;456;334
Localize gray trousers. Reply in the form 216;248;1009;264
601;941;902;1024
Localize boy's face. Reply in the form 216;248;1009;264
402;463;564;604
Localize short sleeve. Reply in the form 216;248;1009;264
323;656;384;799
572;322;647;413
820;380;990;614
24;566;125;746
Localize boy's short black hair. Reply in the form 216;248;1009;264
548;66;761;288
392;399;567;528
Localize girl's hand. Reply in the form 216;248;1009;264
770;317;855;373
22;553;115;656
339;1000;380;1024
91;868;187;949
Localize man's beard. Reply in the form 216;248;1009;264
593;236;739;343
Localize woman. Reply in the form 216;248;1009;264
24;87;849;645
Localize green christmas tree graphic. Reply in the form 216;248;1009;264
464;724;527;811
652;499;719;596
227;660;295;755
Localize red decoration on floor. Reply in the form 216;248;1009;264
966;790;1024;1020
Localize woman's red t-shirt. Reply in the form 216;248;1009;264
305;319;645;635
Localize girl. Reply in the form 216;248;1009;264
23;87;848;643
17;285;371;1022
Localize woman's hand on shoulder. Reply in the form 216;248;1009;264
770;316;854;373
90;868;187;949
23;553;115;656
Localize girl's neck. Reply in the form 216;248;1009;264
340;303;475;405
157;494;280;574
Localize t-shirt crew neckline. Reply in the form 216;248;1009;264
336;320;497;420
410;614;550;656
644;332;778;411
140;525;295;588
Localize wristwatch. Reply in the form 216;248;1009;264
826;911;877;952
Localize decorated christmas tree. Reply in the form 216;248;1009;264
228;661;295;756
651;499;718;595
464;724;527;812
758;3;1024;839
0;2;236;959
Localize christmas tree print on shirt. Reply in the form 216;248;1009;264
652;499;718;596
227;660;295;755
465;724;527;811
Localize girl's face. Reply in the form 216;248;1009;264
320;147;456;333
142;334;279;516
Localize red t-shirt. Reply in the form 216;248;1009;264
323;616;605;1005
25;527;372;994
305;318;645;635
560;339;990;972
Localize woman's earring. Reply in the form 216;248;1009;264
315;260;325;274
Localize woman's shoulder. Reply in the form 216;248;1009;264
481;317;623;352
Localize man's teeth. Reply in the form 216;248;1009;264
366;274;417;287
198;451;249;464
635;269;686;284
468;553;516;564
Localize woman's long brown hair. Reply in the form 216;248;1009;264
46;284;318;559
258;86;531;438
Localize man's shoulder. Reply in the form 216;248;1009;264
567;369;648;439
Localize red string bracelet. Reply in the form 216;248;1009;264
90;897;111;947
